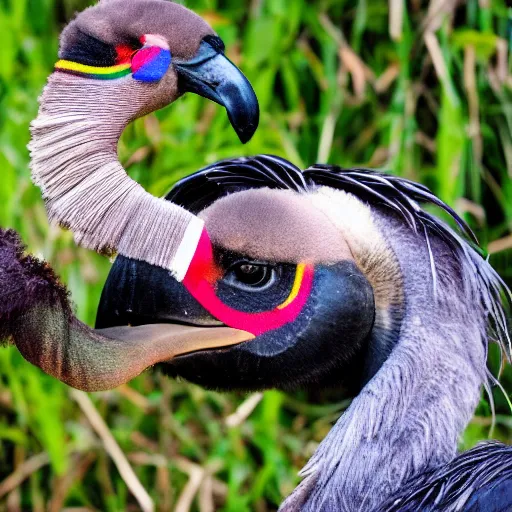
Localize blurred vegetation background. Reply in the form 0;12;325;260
1;0;512;510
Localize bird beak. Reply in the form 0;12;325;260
175;40;259;143
14;305;253;392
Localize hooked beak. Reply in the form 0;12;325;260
175;39;259;144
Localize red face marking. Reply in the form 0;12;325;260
115;44;137;64
183;229;314;336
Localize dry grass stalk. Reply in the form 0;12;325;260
463;45;482;162
455;198;486;226
116;384;154;413
127;446;228;511
389;0;404;42
225;392;264;427
375;64;400;94
0;452;49;499
198;475;215;512
174;458;224;512
174;459;204;512
318;12;374;99
415;132;437;154
423;0;457;33
488;235;512;255
495;38;508;85
424;32;448;83
48;453;97;512
71;390;154;512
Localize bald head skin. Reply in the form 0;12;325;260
200;188;354;264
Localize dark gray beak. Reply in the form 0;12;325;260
175;38;259;144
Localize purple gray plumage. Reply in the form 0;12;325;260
168;156;512;511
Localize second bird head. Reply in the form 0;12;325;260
48;0;259;142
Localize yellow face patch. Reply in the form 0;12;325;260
277;263;306;310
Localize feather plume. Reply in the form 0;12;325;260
380;441;512;511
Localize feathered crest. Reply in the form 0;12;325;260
165;155;308;213
167;156;512;360
305;165;512;364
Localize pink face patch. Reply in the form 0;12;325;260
131;45;171;82
182;229;314;336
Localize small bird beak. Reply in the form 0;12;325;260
14;305;253;392
175;40;259;143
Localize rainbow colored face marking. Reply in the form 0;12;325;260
55;35;172;83
54;60;132;80
182;230;315;336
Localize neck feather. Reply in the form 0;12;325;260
29;74;203;279
280;206;488;512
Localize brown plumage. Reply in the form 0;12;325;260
200;188;354;264
64;0;213;61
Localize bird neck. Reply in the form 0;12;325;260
281;212;488;512
29;74;203;278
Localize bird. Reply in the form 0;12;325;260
93;154;512;511
1;0;511;508
2;0;261;389
29;0;259;280
1;155;511;509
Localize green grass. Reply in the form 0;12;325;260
0;0;512;510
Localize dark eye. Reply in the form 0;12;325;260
225;261;276;291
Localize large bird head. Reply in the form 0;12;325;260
47;0;258;141
98;156;377;392
98;155;510;394
7;156;511;509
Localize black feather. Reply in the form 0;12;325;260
165;155;307;213
380;442;512;511
60;29;118;67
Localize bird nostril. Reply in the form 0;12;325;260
202;34;226;53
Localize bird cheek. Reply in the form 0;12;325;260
134;70;181;114
131;35;172;83
131;46;172;83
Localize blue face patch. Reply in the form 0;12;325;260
132;46;172;83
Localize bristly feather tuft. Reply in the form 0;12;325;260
165;155;308;213
304;165;512;363
0;229;71;342
167;157;511;361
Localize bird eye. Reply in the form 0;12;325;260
225;261;276;291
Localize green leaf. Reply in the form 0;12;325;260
451;29;500;61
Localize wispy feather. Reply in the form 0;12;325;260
380;441;512;511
